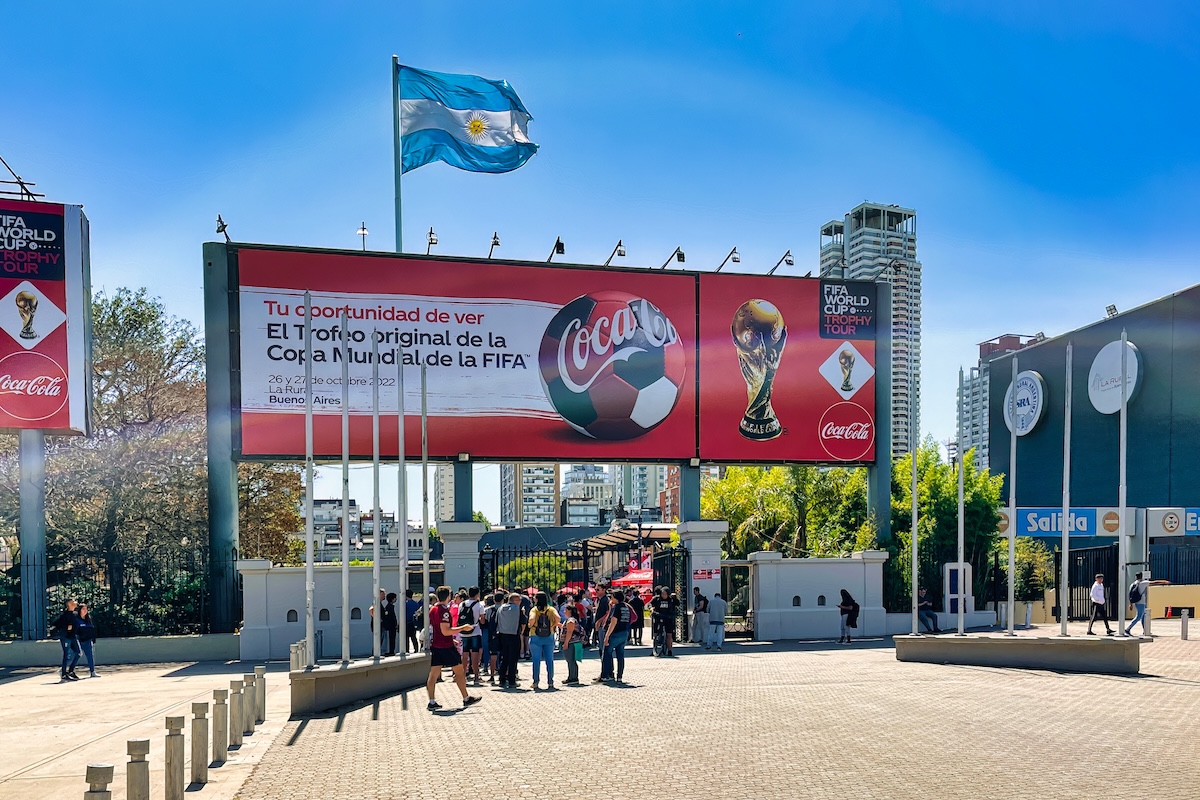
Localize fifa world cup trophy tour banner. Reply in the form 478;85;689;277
234;247;697;460
698;274;877;463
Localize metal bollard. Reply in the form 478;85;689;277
228;681;243;748
212;689;228;763
190;702;209;785
83;763;114;800
1183;609;1190;641
164;716;185;800
126;740;150;800
255;665;266;723
243;674;256;735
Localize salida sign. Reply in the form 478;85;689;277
223;246;877;463
0;199;91;435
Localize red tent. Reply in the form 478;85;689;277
611;569;654;587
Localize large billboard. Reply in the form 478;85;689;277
222;245;877;463
0;199;91;435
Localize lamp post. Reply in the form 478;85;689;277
603;240;626;267
547;236;565;262
715;247;740;272
488;232;501;259
767;250;793;275
659;247;685;269
426;227;438;255
356;222;369;251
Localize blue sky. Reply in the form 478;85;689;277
6;2;1199;523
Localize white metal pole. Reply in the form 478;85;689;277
957;366;966;636
1117;329;1129;636
371;329;381;660
1061;344;1073;637
910;365;919;637
397;346;407;655
1007;356;1018;636
304;291;315;667
421;365;430;651
340;311;351;662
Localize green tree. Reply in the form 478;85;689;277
995;536;1055;601
472;511;491;530
497;554;567;593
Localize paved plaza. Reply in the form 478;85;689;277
239;623;1200;800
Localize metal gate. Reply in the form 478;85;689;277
1053;544;1118;622
651;547;690;641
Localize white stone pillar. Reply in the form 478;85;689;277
677;521;728;643
854;550;890;638
438;521;486;591
236;559;273;662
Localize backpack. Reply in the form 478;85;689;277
534;608;553;637
1128;582;1143;605
459;600;477;627
483;604;498;634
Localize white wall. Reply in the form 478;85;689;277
750;550;890;640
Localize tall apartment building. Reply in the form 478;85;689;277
610;464;667;509
500;463;561;526
820;202;921;456
562;464;615;508
433;464;455;522
957;334;1038;471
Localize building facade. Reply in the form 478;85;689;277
562;464;615;508
500;463;561;526
820;202;921;456
433;464;455;523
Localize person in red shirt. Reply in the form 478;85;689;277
426;586;482;711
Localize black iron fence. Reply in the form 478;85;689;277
1149;545;1200;585
0;548;240;639
1053;544;1118;621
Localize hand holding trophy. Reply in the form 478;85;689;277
731;299;786;440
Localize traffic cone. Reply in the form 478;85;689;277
1166;607;1172;619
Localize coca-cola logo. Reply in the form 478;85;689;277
0;350;69;421
554;296;677;393
818;401;875;461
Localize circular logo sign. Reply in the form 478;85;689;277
818;401;874;461
0;350;68;421
1002;370;1047;437
1087;340;1142;415
997;510;1010;534
1102;511;1121;534
1162;512;1180;534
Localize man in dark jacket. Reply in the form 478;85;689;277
51;598;81;682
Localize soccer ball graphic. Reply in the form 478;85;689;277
539;291;686;440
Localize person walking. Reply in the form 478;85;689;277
691;586;709;644
425;587;481;711
527;592;560;690
51;598;82;682
706;591;727;651
459;587;484;684
560;603;585;685
404;590;421;654
484;592;503;683
76;602;99;678
838;589;859;643
597;590;632;683
381;593;399;656
1086;573;1114;635
1125;572;1170;636
629;589;646;645
495;592;527;689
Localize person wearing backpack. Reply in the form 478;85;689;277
560;602;586;685
597;590;633;683
527;591;561;690
458;587;484;684
1125;572;1170;636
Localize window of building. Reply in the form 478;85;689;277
319;608;330;621
817;595;826;606
350;607;361;620
287;609;298;623
792;596;801;607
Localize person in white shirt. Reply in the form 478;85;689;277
706;592;728;650
1125;572;1170;637
1086;573;1114;635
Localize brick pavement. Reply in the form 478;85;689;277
237;625;1200;800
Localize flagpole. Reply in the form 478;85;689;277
957;366;966;637
392;55;403;254
1007;356;1017;636
340;311;351;663
397;346;407;656
1117;329;1128;636
304;291;315;667
1061;344;1072;637
421;366;430;652
371;329;381;661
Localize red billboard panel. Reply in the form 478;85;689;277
697;275;877;462
235;248;697;460
0;199;91;435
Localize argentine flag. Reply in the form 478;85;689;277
398;65;538;174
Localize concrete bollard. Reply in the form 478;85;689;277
229;681;243;748
243;674;256;735
255;665;266;723
126;740;150;800
164;716;185;800
190;702;209;785
84;763;114;800
1183;609;1190;641
212;689;228;763
290;643;299;671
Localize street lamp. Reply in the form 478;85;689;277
488;232;501;259
356;221;369;251
426;227;438;255
767;250;794;275
547;236;565;262
215;214;231;243
715;247;740;272
659;247;685;269
603;239;626;267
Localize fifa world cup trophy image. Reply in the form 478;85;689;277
838;348;855;392
15;291;38;340
731;299;787;440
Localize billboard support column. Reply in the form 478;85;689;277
679;462;701;523
203;243;239;634
866;287;892;545
453;461;473;522
18;430;47;640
